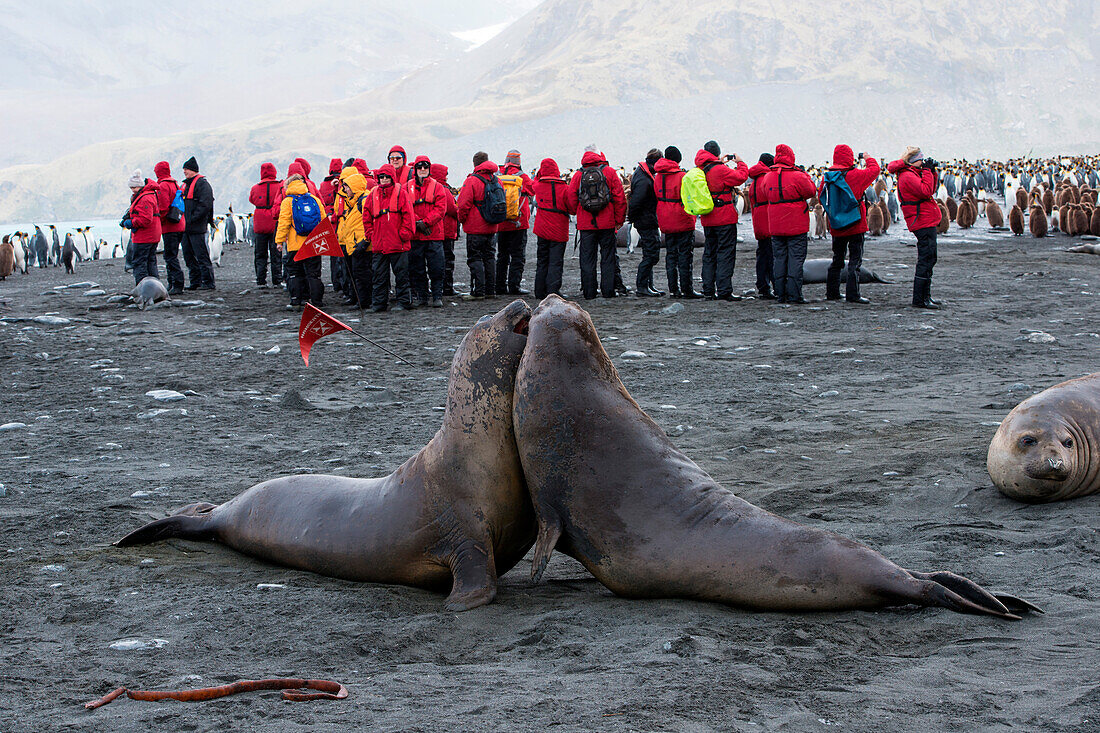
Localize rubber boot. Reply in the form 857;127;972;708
912;276;939;309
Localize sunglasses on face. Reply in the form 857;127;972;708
415;163;430;170
388;155;403;161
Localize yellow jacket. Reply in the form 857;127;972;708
335;167;369;254
275;177;325;251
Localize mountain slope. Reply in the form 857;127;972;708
2;0;1096;222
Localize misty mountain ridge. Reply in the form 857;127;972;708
1;0;1096;223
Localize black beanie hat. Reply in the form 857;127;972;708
664;146;682;164
183;156;199;173
645;148;662;164
759;152;774;166
704;140;721;157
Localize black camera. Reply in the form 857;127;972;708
924;158;939;170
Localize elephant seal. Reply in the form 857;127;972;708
131;277;169;310
987;373;1100;502
117;300;535;611
514;295;1038;619
802;258;892;284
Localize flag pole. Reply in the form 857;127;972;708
344;328;414;366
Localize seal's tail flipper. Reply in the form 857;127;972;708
530;516;562;584
115;502;218;547
908;570;1042;620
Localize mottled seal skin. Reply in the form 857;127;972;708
131;277;169;310
988;373;1100;503
514;295;1039;619
118;300;536;611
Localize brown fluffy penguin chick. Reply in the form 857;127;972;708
945;196;958;221
1015;187;1028;211
1029;206;1048;237
877;200;890;232
1071;205;1089;237
1091;207;1100;236
1059;204;1072;234
1008;205;1025;235
1042;188;1055;214
867;204;884;236
985;199;1004;228
937;202;950;234
956;199;976;229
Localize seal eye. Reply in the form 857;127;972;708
1020;436;1037;447
1062;438;1074;448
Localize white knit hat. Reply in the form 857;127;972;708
128;169;144;188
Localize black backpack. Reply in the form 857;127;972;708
577;165;612;214
475;173;508;225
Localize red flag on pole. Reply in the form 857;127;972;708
298;303;352;366
293;217;343;261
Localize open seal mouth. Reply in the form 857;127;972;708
513;316;530;336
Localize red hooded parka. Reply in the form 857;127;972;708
128;181;163;245
153;161;186;233
457;160;502;235
364;164;415;254
693;150;749;227
762;144;816;236
746;161;771;239
430;163;459;240
388;146;412;184
652;158;696;234
817;145;881;236
249;162;282;234
319;157;343;215
533;158;574;242
407;156;448;241
887;158;941;231
566;150;627;231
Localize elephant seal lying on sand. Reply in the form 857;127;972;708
513;294;1039;619
988;373;1100;503
117;300;536;611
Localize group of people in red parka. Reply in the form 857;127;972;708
247;141;945;312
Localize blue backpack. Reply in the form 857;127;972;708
820;170;861;229
475;174;508;225
291;193;322;235
165;189;185;223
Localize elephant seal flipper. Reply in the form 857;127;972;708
118;301;535;611
515;295;1038;619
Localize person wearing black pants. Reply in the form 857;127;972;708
664;231;695;297
828;234;865;302
372;252;411;311
442;239;456;295
162;232;185;292
755;236;773;297
913;226;938;307
701;223;737;299
284;250;323;307
534;237;566;297
634;227;662;295
772;234;808;303
578;228;617;299
496;228;528;295
465;233;496;299
888;147;942;309
629;149;663;296
349;245;373;309
180;156;216;290
254;231;280;286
